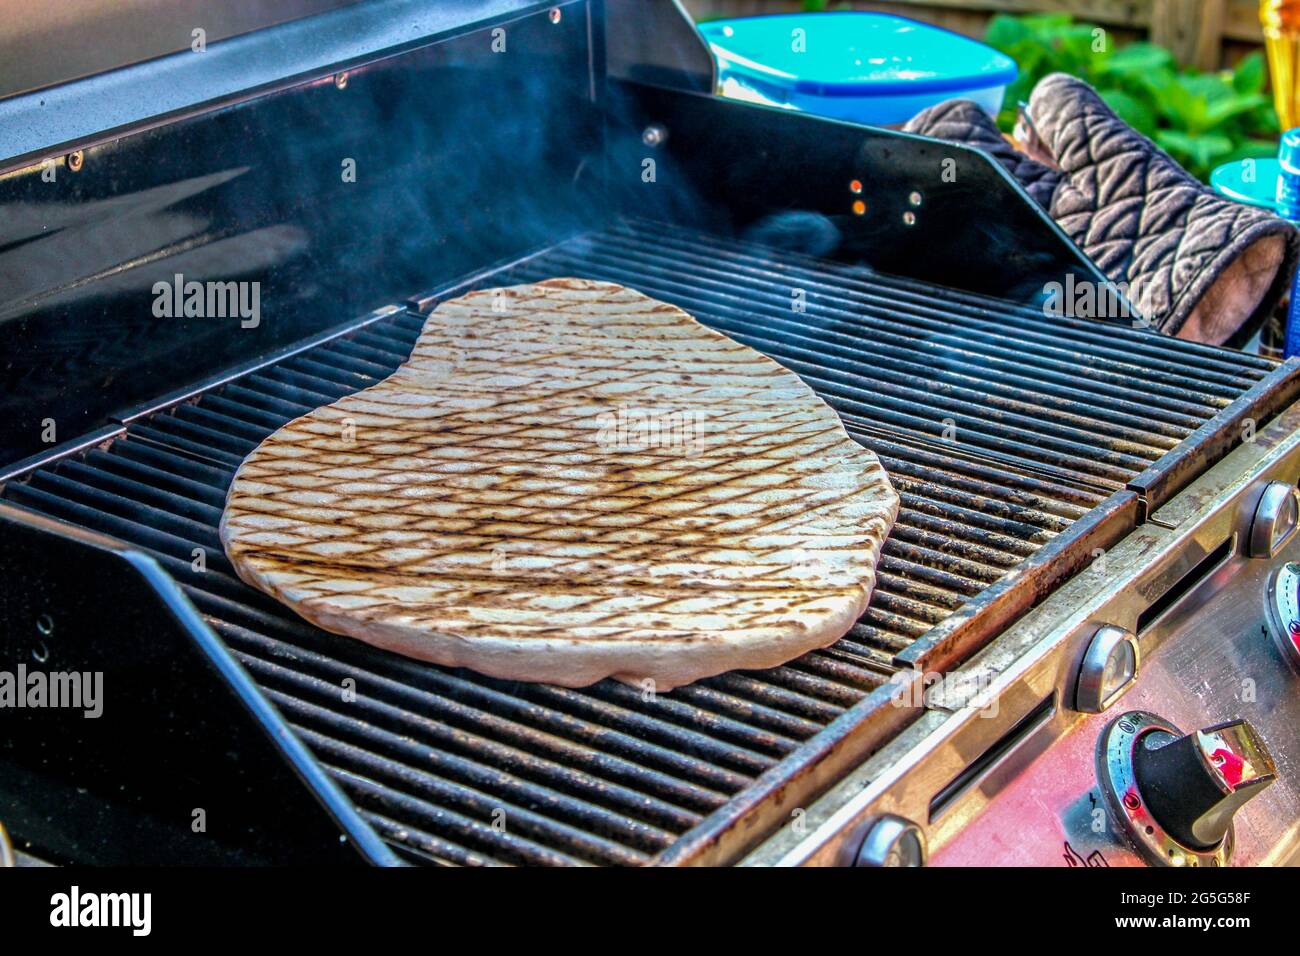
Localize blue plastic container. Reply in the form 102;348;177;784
698;12;1018;126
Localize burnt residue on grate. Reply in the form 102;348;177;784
1;219;1278;865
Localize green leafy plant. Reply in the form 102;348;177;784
985;13;1278;181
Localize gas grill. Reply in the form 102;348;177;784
2;0;1299;867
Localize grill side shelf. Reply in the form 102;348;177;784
0;503;395;866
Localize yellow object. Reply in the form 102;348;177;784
1263;0;1300;128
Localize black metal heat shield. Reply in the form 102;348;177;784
0;502;397;864
602;81;1108;305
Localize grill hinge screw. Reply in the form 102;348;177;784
334;72;349;90
67;151;84;173
642;124;668;148
549;7;562;24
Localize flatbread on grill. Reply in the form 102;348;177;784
219;279;899;689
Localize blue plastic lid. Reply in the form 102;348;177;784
1210;158;1282;209
699;12;1017;98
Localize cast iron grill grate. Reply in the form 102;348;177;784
1;220;1276;865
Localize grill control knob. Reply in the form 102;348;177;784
1134;720;1276;850
853;815;925;867
1266;562;1300;668
1074;625;1139;713
1098;712;1277;866
1249;480;1300;558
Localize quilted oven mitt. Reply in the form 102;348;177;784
905;73;1300;345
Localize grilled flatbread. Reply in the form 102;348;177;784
220;279;899;689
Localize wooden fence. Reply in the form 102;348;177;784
682;0;1268;70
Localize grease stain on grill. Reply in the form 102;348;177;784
1;220;1276;866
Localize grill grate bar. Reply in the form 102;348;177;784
364;809;504;867
721;317;1201;442
585;233;1250;402
267;696;670;865
520;248;1212;435
513;257;1173;486
130;423;247;468
607;222;1275;387
867;433;1099;508
326;761;596;867
204;608;742;815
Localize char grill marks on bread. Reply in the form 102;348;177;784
219;278;899;688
